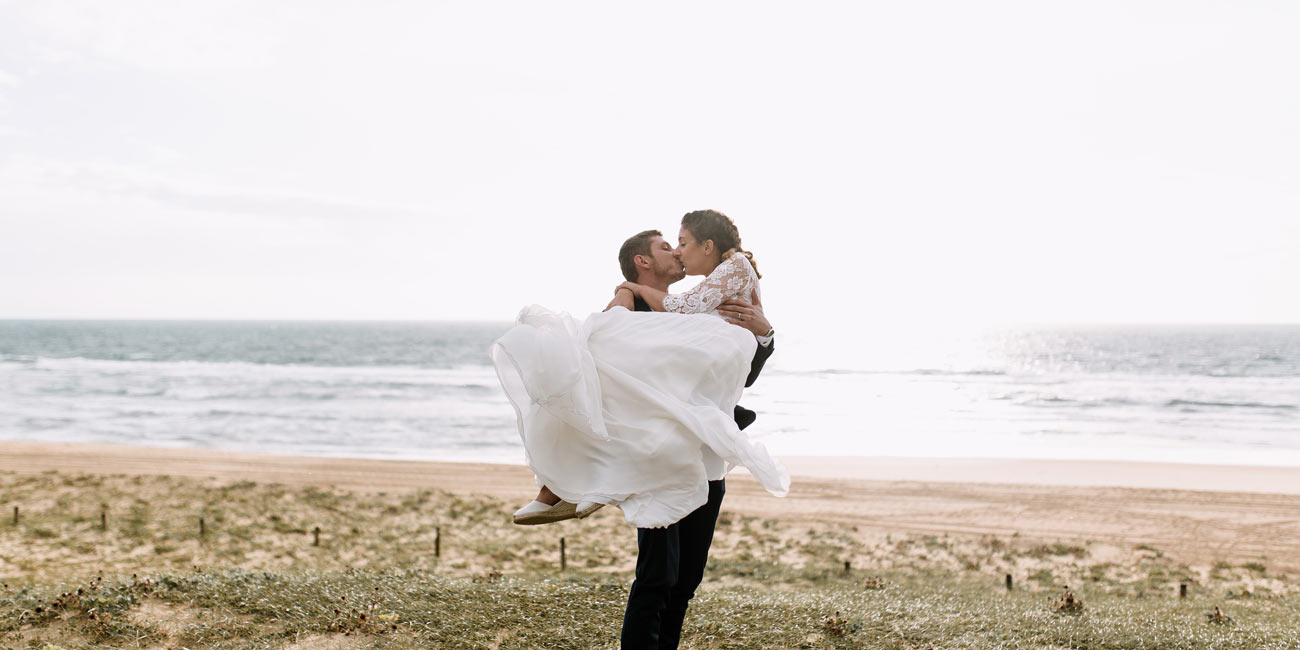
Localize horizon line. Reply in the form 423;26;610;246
2;317;1299;328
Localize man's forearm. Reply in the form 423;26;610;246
746;336;774;388
605;288;635;312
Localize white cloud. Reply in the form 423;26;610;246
14;1;282;72
0;158;430;222
0;1;1296;323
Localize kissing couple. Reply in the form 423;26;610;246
491;209;788;648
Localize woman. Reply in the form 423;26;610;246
491;210;789;528
616;210;763;316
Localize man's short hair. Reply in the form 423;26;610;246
618;229;662;282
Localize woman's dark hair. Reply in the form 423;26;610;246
680;209;760;278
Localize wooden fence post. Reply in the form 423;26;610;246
560;537;566;571
435;526;441;558
313;526;321;547
1006;574;1013;591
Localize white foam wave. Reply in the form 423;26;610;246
25;355;496;381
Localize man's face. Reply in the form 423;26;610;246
644;235;686;283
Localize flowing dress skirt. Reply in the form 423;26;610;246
490;305;790;528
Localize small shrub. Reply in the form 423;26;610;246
1028;542;1088;559
1052;586;1084;614
821;611;859;637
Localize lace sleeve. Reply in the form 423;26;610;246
662;253;755;314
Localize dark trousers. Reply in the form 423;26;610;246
620;479;725;650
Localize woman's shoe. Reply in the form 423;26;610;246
575;501;603;519
512;500;578;525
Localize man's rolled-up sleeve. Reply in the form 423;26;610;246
745;338;774;388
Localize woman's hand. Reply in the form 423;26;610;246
605;289;635;312
719;298;772;337
615;282;641;297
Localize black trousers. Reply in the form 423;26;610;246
620;479;725;650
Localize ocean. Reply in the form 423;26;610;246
1;320;1297;467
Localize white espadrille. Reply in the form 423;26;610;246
512;500;578;525
575;501;604;519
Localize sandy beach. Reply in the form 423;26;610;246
4;440;1300;573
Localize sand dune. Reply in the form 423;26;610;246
4;440;1300;572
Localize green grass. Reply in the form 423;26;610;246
1;471;1298;649
5;567;1299;649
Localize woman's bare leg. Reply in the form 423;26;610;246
535;485;561;505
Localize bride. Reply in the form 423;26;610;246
490;210;789;528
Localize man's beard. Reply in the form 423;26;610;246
660;264;687;284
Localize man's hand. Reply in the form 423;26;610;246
718;298;772;337
605;287;635;312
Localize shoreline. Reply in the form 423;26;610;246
776;455;1300;495
5;440;1300;495
6;440;1300;570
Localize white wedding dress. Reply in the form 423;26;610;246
490;253;790;528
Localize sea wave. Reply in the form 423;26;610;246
775;368;1009;377
1165;399;1297;411
21;355;495;377
4;322;1300;466
1014;395;1139;409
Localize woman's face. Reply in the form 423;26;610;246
677;226;717;276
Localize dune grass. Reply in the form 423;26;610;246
2;471;1297;649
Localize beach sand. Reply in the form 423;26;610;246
4;440;1300;572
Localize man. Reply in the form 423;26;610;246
611;229;775;650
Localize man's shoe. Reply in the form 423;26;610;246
512;500;578;525
575;501;603;519
734;405;757;430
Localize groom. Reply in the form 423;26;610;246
611;229;775;650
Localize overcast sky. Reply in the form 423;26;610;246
1;1;1297;329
